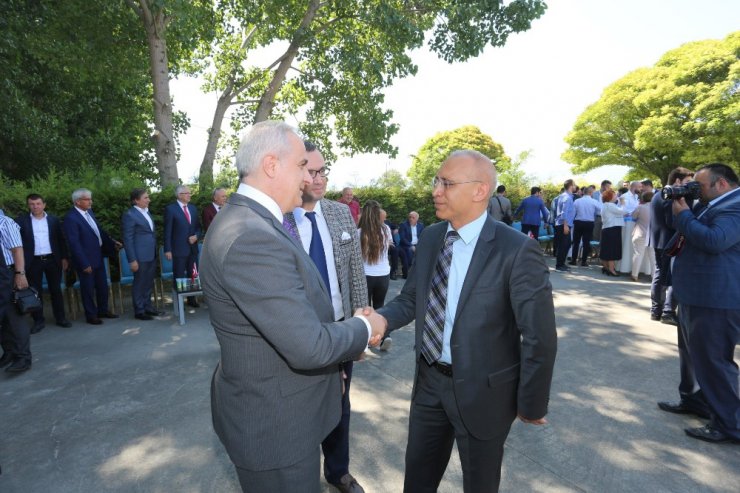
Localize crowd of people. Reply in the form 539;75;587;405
1;120;737;493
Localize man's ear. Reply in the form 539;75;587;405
474;183;491;203
262;154;279;178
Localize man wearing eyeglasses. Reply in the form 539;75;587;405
284;141;368;493
164;185;201;307
376;150;557;492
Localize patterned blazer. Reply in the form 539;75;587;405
286;198;368;319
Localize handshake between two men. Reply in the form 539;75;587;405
354;306;387;348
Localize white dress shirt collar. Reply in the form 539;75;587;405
236;183;283;223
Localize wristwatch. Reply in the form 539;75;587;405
14;271;25;275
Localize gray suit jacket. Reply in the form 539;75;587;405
285;198;368;319
200;193;369;470
378;216;557;440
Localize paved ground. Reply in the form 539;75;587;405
1;257;738;492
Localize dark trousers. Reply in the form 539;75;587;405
172;253;198;283
322;360;354;484
521;224;539;239
404;361;510;493
651;248;674;317
366;275;389;309
0;265;31;362
388;245;400;276
570;220;594;263
236;446;320;493
400;246;414;277
172;253;198;302
680;304;740;439
676;306;704;403
132;260;156;315
27;255;66;323
554;224;571;268
76;264;109;319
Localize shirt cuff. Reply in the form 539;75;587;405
354;314;372;344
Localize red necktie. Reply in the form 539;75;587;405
183;205;191;224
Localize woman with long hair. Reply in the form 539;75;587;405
358;200;393;349
599;189;625;277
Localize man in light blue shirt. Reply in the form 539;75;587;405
554;179;576;271
569;185;601;266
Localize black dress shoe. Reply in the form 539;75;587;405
685;424;739;444
568;261;578;266
580;262;588;267
144;310;166;317
658;400;711;419
135;313;154;321
30;322;45;334
650;314;661;321
86;317;103;325
6;359;31;373
99;312;119;319
661;313;679;326
0;352;14;368
389;274;397;280
56;320;73;328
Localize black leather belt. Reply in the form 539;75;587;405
432;361;453;377
35;254;53;260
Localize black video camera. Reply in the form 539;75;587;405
661;181;700;201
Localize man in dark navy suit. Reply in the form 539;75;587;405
122;188;165;321
672;163;740;444
17;193;72;331
62;188;120;325
398;211;424;279
164;185;201;307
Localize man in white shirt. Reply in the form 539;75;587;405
285;141;368;493
16;193;71;331
200;121;385;493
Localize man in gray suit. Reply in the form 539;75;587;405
200;121;385;493
376;150;557;492
285;141;368;493
121;188;164;320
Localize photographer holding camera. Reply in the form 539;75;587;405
670;163;740;444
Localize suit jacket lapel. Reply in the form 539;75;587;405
240;195;331;300
454;217;496;321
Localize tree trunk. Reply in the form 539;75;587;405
129;0;179;186
253;0;320;123
197;92;231;190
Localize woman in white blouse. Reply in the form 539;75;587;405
358;200;392;349
599;189;625;276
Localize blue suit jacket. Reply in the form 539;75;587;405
15;213;69;268
62;208;115;271
122;207;156;263
399;220;425;248
648;192;676;249
164;202;201;257
515;195;550;226
672;189;740;309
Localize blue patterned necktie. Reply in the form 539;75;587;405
421;230;459;364
304;211;331;296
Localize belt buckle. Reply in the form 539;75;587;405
434;361;453;377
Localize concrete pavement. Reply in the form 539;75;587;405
1;258;738;492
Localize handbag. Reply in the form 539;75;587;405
664;232;685;257
13;287;43;314
495;196;514;225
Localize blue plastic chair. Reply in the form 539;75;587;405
117;249;135;313
158;246;174;307
511;221;522;232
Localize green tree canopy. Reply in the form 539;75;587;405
562;31;740;184
0;0;157;182
370;169;408;191
407;125;511;188
193;0;547;189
